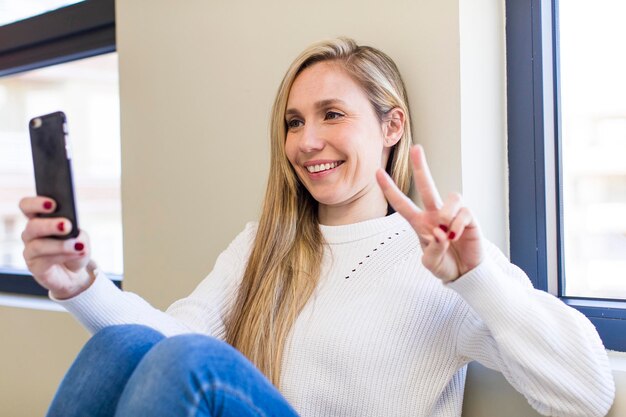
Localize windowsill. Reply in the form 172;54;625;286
0;292;65;312
563;297;626;352
564;297;626;317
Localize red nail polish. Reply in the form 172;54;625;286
57;222;65;232
448;231;456;240
74;242;84;251
439;224;448;233
43;201;53;210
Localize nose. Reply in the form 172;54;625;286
298;123;325;153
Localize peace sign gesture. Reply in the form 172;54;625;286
376;145;484;282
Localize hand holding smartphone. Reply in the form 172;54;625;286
29;111;80;239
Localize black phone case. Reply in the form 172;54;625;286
29;111;79;239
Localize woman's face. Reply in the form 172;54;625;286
284;61;391;224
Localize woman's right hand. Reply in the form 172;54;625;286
19;196;94;300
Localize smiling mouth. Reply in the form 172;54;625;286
306;161;344;173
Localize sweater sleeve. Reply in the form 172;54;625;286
53;222;257;338
447;241;615;417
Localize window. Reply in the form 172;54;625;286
507;0;626;350
558;0;626;300
0;0;120;297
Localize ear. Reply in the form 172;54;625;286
382;107;405;148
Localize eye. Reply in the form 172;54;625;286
287;119;303;129
324;111;344;120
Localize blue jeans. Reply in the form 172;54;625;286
47;325;299;417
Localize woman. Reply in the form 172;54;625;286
20;38;614;417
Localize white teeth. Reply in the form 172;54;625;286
306;162;340;173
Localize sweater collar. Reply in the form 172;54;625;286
320;212;406;244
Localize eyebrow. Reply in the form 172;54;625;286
285;98;347;118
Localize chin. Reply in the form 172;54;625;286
311;193;349;207
305;184;357;206
306;191;335;205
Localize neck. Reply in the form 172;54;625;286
318;186;389;226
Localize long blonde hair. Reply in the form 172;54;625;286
225;37;414;386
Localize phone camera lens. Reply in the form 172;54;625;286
31;118;42;129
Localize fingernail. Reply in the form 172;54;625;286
74;242;84;251
43;201;53;210
57;222;65;232
448;231;456;240
439;224;448;232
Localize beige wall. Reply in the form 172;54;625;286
1;0;621;416
115;0;475;310
0;305;89;416
459;0;508;251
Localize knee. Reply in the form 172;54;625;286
61;326;166;394
140;334;249;379
86;325;164;354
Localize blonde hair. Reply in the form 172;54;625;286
225;37;414;386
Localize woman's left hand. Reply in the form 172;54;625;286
376;145;484;282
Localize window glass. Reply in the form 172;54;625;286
0;53;122;275
0;0;85;26
559;0;626;299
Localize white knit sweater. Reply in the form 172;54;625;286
55;213;615;417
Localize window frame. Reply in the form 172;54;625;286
0;0;121;296
506;0;626;351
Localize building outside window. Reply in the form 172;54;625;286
0;53;122;276
558;0;626;300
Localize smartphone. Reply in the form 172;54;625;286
29;111;80;239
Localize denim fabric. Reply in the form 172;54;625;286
47;325;299;417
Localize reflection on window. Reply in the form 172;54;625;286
560;0;626;299
0;53;122;275
0;0;85;26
